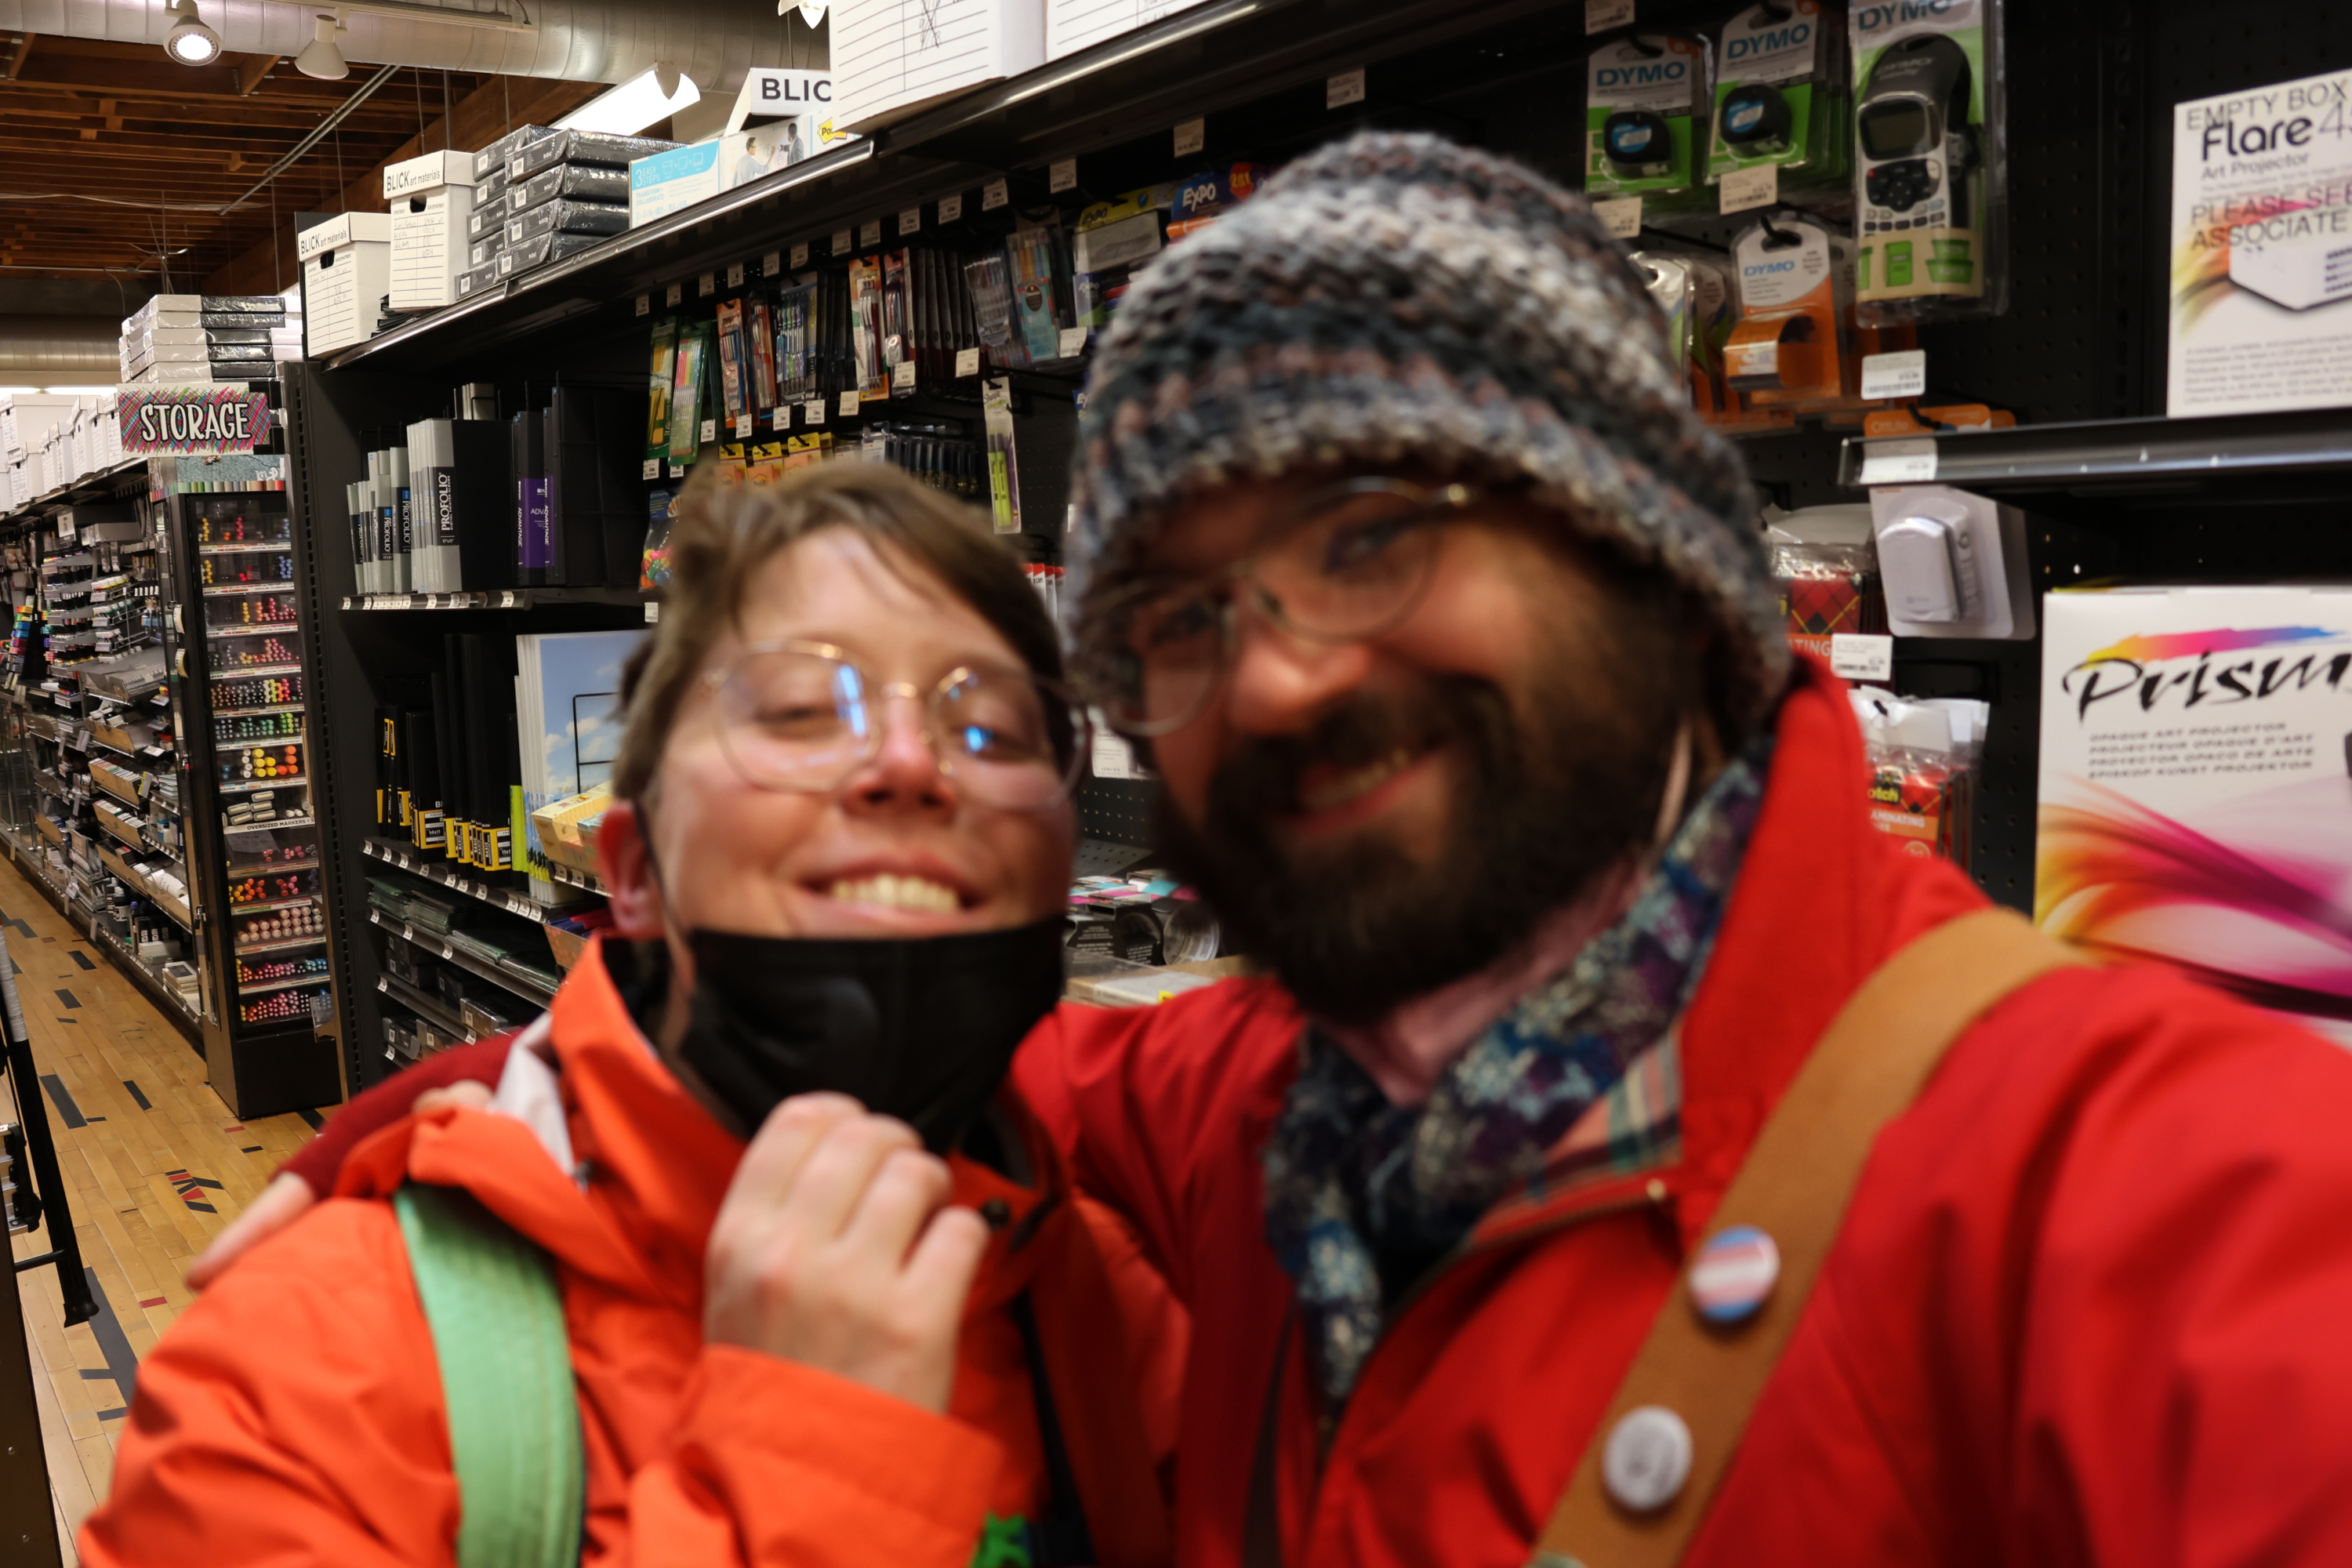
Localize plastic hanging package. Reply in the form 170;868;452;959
1706;0;1852;196
1850;0;2008;324
1850;688;1989;867
1586;33;1714;204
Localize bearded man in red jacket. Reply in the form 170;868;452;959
202;130;2352;1564
1004;130;2352;1566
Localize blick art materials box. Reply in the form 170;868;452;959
2037;585;2352;1040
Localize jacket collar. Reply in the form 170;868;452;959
339;935;1069;1317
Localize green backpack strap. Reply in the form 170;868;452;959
395;1183;586;1568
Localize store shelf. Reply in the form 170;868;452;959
203;583;299;597
339;586;646;611
369;909;557;1006
205;625;301;639
547;861;608;897
94;811;145;852
377;973;466;1038
216;731;303;750
221;814;313;832
226;892;318;914
0;457;147;530
217;776;307;793
361;837;584;924
227;856;319;877
233;933;326;955
213;702;305;720
197;541;295;555
237;973;331;997
1838;409;2352;509
207;662;302;677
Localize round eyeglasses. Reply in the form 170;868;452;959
704;641;1091;811
1078;477;1480;736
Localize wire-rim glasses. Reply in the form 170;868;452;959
1080;477;1479;737
705;640;1091;811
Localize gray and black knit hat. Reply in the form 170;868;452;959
1067;129;1788;738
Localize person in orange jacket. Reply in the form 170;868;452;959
83;462;1179;1567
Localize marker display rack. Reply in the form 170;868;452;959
0;502;207;1036
158;488;344;1116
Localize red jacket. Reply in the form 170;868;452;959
83;938;1176;1567
1013;657;2352;1566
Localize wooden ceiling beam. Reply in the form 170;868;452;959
237;53;280;96
5;34;31;81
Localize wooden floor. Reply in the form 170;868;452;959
0;852;326;1564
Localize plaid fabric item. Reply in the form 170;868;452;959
1261;734;1773;1406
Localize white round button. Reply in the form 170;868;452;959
1602;1405;1693;1514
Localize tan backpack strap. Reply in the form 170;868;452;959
1531;909;2082;1568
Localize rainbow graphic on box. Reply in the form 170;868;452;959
2038;590;2352;1037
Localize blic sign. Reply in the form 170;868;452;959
115;387;272;455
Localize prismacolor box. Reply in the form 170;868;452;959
2036;585;2352;1040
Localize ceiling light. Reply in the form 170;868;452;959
45;387;119;397
554;63;699;136
0;387;42;395
165;0;223;64
296;13;349;80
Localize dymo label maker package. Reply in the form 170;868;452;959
2166;64;2352;417
1586;34;1714;199
1850;0;2006;323
1707;1;1849;187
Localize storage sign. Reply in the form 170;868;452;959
114;387;273;454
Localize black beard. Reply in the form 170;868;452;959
1153;623;1687;1024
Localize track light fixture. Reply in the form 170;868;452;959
295;12;350;79
165;0;223;65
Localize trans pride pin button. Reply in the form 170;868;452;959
1688;1225;1780;1325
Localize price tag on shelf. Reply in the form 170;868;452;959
1855;437;1938;486
939;192;964;223
667;459;685;477
804;398;826;425
699;418;717;443
891;361;915;391
1057;326;1089;360
982;177;1009;211
955;347;982;377
666;282;683;307
1586;0;1633;31
1829;634;1895;683
1174;118;1204;156
1327;68;1366;108
791;241;811;267
762;250;781;276
832;229;851;256
839;390;862;417
727;262;745;288
634;293;650;318
698;271;717;297
1860;349;1929;401
644;601;662;624
641;458;659;480
733;414;752;437
859;219;882;248
772;406;789;430
1719;163;1778;214
1049;159;1077;194
1594;197;1642;238
898;207;920;236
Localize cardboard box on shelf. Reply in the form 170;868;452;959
297;212;393;357
384;149;479;312
831;0;1043;132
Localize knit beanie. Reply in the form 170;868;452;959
1067;129;1789;739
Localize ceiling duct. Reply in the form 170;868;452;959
0;318;119;378
0;0;810;90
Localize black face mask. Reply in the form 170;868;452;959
674;919;1067;1153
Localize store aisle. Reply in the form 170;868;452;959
0;851;325;1563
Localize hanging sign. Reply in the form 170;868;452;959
115;387;273;455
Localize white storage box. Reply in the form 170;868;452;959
831;0;1044;132
1046;0;1208;60
385;150;477;312
298;212;393;357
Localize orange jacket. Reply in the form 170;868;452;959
82;939;1177;1567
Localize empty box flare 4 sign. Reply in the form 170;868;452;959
115;387;274;456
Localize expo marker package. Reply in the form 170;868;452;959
1706;1;1852;192
1849;0;2008;324
2165;64;2352;416
1586;33;1714;201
